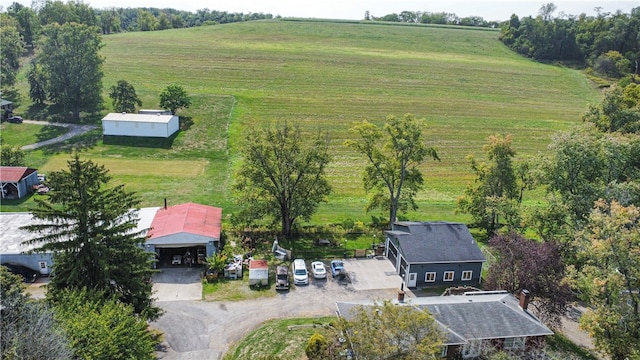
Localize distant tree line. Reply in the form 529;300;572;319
366;10;501;28
500;3;640;77
3;1;274;38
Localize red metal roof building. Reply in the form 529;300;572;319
145;203;222;260
0;166;39;199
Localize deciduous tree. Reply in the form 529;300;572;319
583;83;640;133
159;84;192;115
36;22;104;121
109;80;142;113
340;300;445;360
0;144;25;166
22;153;160;321
0;23;25;88
457;134;527;235
577;200;640;360
234;123;331;237
538;126;640;227
346;114;439;228
484;232;573;328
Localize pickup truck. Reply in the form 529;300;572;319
275;265;289;290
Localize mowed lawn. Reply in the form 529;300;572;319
4;20;600;222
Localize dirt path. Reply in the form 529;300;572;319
20;120;97;150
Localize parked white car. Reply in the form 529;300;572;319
292;259;309;285
311;261;327;279
172;255;182;265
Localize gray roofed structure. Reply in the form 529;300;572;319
336;291;552;347
387;222;485;263
417;293;553;340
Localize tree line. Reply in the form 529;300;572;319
365;9;501;28
500;3;640;77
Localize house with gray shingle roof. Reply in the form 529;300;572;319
336;290;553;360
385;222;486;288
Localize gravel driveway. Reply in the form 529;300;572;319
153;267;400;360
19;120;97;150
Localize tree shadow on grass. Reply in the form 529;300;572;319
35;125;68;142
180;116;193;131
103;131;179;149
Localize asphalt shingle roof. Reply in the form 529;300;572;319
336;292;552;346
386;222;486;263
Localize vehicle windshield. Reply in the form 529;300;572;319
333;262;343;268
295;269;306;275
277;274;287;279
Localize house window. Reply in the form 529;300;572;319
425;272;436;282
461;270;472;281
38;261;47;269
444;271;454;281
504;337;526;351
441;345;448;358
462;340;482;358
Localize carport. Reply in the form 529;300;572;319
145;203;222;268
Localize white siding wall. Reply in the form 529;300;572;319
102;116;179;138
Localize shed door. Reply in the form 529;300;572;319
407;272;417;287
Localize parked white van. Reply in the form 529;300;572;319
292;259;308;285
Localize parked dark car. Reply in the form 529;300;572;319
275;265;289;290
2;263;39;282
7;115;23;123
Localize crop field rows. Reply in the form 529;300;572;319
6;20;600;222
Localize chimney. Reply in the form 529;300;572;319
519;289;531;311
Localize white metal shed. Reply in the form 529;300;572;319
101;112;179;138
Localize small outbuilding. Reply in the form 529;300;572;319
248;259;269;286
0;166;39;199
101;112;179;138
385;222;486;288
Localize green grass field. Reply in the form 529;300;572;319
3;20;600;223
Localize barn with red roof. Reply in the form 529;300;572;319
146;202;222;267
0;166;40;199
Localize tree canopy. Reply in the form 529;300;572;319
22;153;160;321
36;22;104;121
340;300;445;360
457;134;529;235
0;266;73;360
159;84;192;115
234;123;332;237
54;288;159;360
500;4;640;75
346;114;439;228
484;232;573;328
109;79;143;113
577;201;640;360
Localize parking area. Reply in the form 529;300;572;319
152;267;203;301
341;257;403;291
